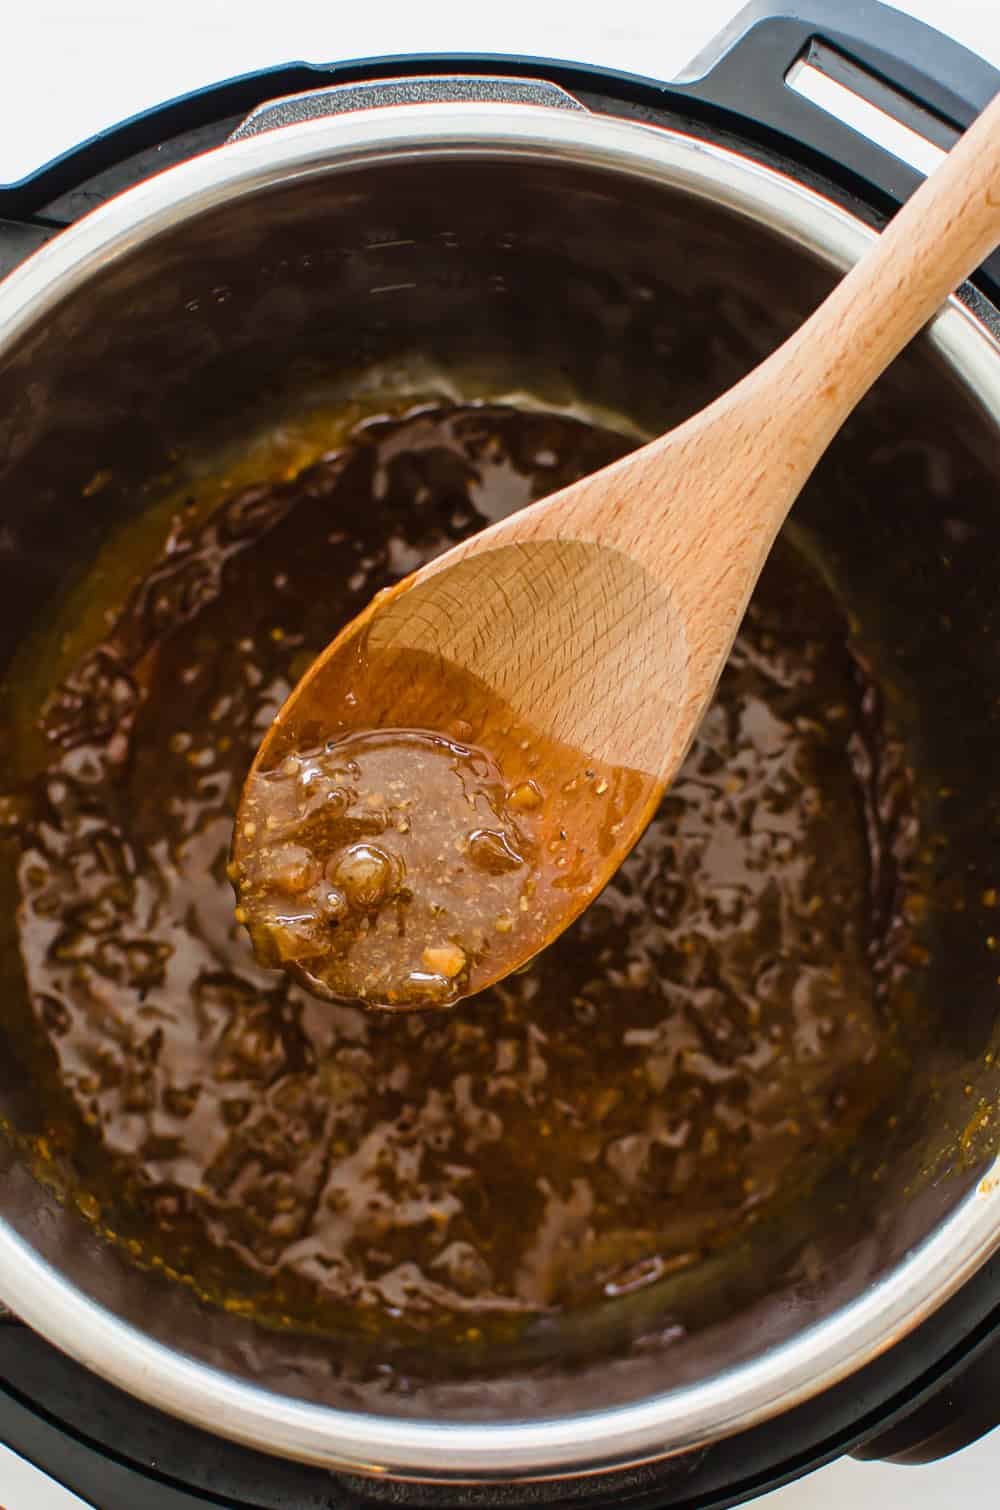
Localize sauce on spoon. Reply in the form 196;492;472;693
233;630;651;1009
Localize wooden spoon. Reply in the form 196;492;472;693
232;92;1000;1010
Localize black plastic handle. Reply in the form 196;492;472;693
681;0;999;177
852;1336;1000;1464
678;0;1000;300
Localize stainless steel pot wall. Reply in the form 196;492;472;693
2;83;1000;1484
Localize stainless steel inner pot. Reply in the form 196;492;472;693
2;82;1000;1485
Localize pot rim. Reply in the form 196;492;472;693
1;96;999;1483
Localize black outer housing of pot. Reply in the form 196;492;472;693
2;2;1000;1504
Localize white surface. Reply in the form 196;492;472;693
0;1445;89;1509
2;1;1000;1507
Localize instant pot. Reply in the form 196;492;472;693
4;0;1000;1504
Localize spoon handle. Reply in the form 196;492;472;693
776;88;1000;434
601;89;1000;730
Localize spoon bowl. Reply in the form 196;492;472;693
234;534;677;1004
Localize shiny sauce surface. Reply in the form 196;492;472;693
2;402;920;1344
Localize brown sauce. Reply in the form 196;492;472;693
0;401;921;1346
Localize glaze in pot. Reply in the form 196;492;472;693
1;78;1000;1488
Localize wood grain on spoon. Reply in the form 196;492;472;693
232;90;1000;1009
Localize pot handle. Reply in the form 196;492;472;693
850;1325;1000;1465
677;0;1000;299
227;74;588;142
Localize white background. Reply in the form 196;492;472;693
2;1;1000;1506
